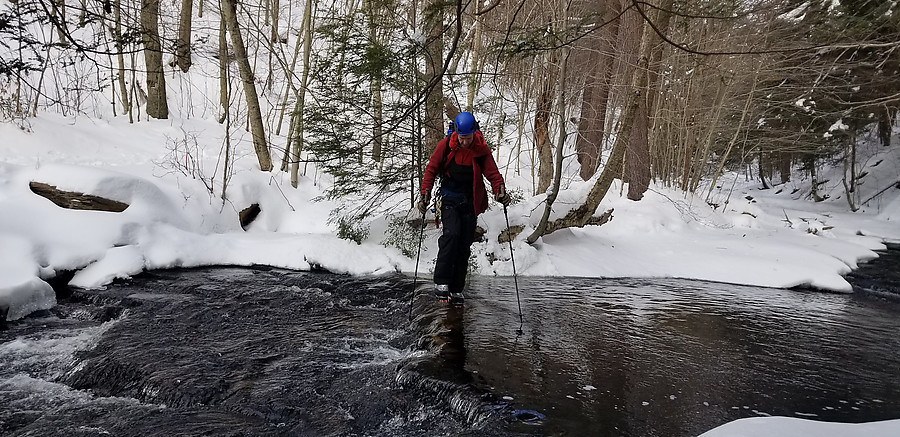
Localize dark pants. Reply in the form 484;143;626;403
434;195;476;293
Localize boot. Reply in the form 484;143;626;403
434;284;450;301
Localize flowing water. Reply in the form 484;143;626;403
1;248;899;436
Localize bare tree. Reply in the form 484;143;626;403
289;0;314;186
574;0;621;181
624;0;672;200
527;43;571;244
217;11;228;123
113;0;130;115
141;0;168;119
533;69;555;195
423;0;446;154
175;0;193;72
221;0;273;171
529;9;652;238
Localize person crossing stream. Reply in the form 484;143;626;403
2;251;900;436
416;112;511;307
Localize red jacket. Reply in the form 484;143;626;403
421;131;504;216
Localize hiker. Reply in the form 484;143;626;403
417;111;511;304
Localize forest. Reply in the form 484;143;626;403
1;0;898;240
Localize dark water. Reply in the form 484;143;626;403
1;249;899;436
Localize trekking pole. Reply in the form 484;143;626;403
409;208;427;321
503;204;524;334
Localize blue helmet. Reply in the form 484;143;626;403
454;112;477;135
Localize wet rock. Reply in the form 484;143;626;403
239;203;260;230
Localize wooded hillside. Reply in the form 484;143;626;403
1;0;898;236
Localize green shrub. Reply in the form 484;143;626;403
382;214;419;258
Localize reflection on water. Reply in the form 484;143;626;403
462;274;900;436
1;253;899;436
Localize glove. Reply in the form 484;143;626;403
494;184;511;206
417;192;430;215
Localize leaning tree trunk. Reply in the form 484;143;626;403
221;0;273;171
141;0;168;119
532;15;651;238
175;0;193;72
527;46;571;244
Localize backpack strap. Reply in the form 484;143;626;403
439;136;455;175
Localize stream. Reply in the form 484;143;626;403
1;248;899;436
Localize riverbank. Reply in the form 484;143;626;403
2;113;899;323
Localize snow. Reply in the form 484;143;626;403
2;114;899;322
698;417;900;437
1;112;899;436
829;119;849;132
2;12;900;434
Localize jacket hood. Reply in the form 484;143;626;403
449;131;491;156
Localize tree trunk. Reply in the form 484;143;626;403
527;46;570;244
276;18;306;135
688;74;730;192
175;0;194;73
52;0;68;46
626;91;650;200
533;14;650;236
849;132;857;193
289;0;313;186
779;152;791;184
218;12;228;124
141;0;169;119
423;0;446;155
221;0;273;171
625;0;673;200
466;0;483;112
842;144;858;211
877;107;894;147
113;0;130;114
534;72;555;195
370;76;384;162
706;64;760;202
575;1;620;181
758;152;769;189
365;0;384;162
810;158;824;201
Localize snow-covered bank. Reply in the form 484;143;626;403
2;113;900;323
698;416;900;437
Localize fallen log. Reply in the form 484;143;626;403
29;182;129;212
